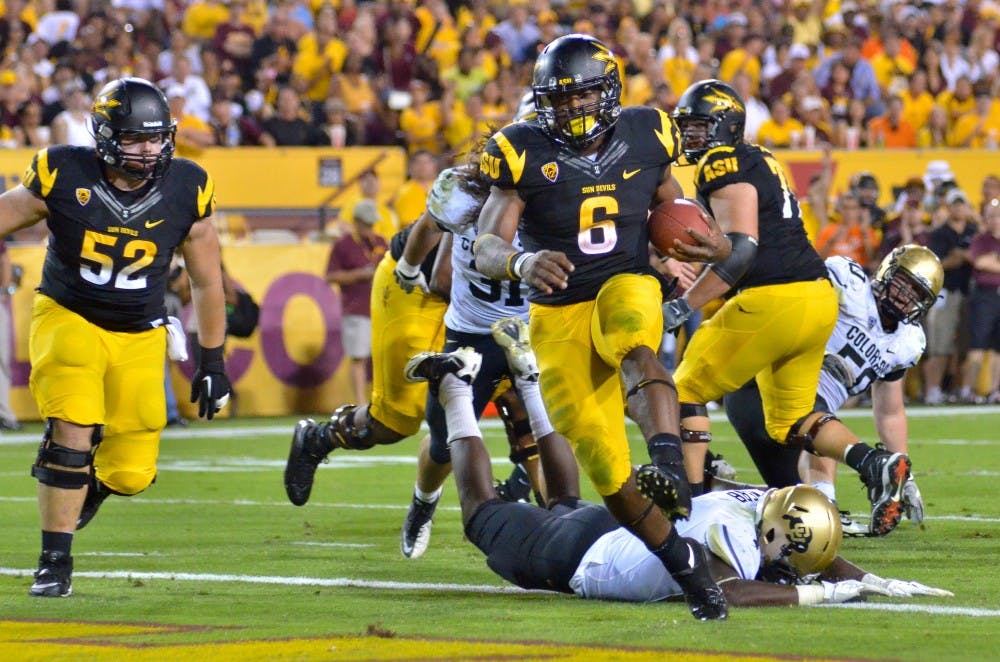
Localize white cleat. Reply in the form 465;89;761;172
490;317;539;382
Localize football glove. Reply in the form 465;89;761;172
662;298;694;335
796;580;889;605
861;573;954;598
821;353;855;390
190;345;231;420
393;257;429;294
902;477;925;525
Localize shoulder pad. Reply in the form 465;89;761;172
171;158;216;218
481;122;538;187
22;145;83;198
621;106;682;161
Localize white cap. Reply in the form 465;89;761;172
789;43;810;60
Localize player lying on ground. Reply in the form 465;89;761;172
405;345;953;606
725;245;943;535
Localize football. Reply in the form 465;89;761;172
648;198;713;253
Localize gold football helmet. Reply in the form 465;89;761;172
873;244;944;324
757;485;842;583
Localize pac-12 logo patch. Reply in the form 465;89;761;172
541;162;559;182
75;188;91;206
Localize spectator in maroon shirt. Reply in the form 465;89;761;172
962;200;1000;403
325;200;388;405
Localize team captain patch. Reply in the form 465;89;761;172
541;162;559;182
75;188;91;205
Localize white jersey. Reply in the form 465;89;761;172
427;167;528;334
818;257;926;411
569;489;766;602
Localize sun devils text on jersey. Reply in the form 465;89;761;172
481;106;681;304
23;145;215;331
693;143;827;291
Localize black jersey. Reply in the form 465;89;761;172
693;143;827;291
23;146;216;331
482;106;681;304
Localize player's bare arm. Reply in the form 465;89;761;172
181;216;227;349
429;232;453;300
871;379;909;453
475;186;573;294
0;184;48;235
401;211;444;270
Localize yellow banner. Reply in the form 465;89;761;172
0;146;408;209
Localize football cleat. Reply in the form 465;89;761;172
76;477;111;530
400;495;438;559
29;550;73;598
839;511;870;538
672;538;728;620
403;347;482;397
283;419;333;506
859;445;911;537
490;317;539;382
636;462;692;521
495;463;535;504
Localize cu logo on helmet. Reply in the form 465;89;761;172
782;513;813;553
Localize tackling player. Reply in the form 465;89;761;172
659;79;912;537
725;246;944;535
0;78;231;597
473;34;727;620
406;346;953;607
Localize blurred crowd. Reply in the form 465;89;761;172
1;0;1000;160
796;155;1000;405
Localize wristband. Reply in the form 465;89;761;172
511;252;535;280
396;256;421;278
199;344;225;370
795;584;825;605
505;252;521;280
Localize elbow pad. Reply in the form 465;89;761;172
710;232;758;286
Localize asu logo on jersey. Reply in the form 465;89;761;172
541;162;559;182
702;156;739;183
76;188;91;206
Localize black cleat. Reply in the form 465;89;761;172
672;538;728;621
29;550;73;598
403;347;482;397
400;495;438;559
284;419;333;506
636;462;692;521
859;445;911;537
495;463;534;504
77;477;111;530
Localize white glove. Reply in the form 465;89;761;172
862;573;954;598
902;478;924;525
393;257;429;294
796;580;889;605
821;353;856;390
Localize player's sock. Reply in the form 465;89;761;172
690;481;705;496
440;374;480;444
812;481;836;502
650;526;693;574
414;484;442;504
844;442;876;472
513;376;554;438
647;433;683;466
41;531;73;556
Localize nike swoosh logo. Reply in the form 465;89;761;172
687;543;696;569
623;169;640;180
145;219;165;229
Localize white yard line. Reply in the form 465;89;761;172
0;566;994;617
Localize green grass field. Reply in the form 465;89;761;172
1;407;997;661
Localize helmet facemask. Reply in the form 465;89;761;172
675;116;722;163
95;124;177;181
672;79;746;162
872;245;943;325
535;79;620;150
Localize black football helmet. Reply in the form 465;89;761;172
91;77;177;181
532;34;622;150
872;244;943;325
672;79;746;162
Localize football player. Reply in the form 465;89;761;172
473;34;727;620
660;79;913;538
0;77;231;597
283;179;546;557
407;347;953;607
725;245;944;535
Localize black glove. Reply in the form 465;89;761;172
190;345;231;420
662;298;694;335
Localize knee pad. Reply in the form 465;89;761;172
30;419;103;489
785;412;839;454
494;394;533;441
508;443;538;465
679;403;712;443
329;405;374;450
